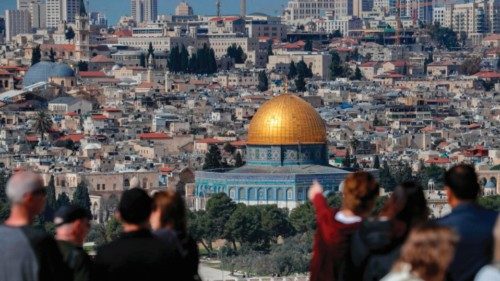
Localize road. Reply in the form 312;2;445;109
199;263;234;281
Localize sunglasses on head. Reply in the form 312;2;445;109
32;188;47;196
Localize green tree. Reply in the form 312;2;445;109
147;42;155;60
31;45;41;66
330;51;349;79
188;210;212;253
267;43;274;56
225;204;268;251
460;56;482;75
391;161;414;184
304;40;313;52
288;61;297;79
223;143;236;154
43;175;57;220
296;60;312;78
72;181;92;215
168;46;180;72
139;53;146;68
0;202;10;223
260;205;295;242
379;160;397;191
49;48;56;62
56;192;71;209
179;45;189;72
343;149;351;168
373;155;381;169
205;193;236;244
105;216;122;241
227;44;247;64
235;152;245;167
0;170;8;203
33;111;53;142
429;23;458;50
65;26;75;43
352;66;363;80
415;163;446;189
203;145;223;170
332;30;343;38
257;70;269;92
77;61;88;71
295;74;306;92
289;202;315;233
478;196;500;211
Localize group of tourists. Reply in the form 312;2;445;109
0;171;200;281
309;164;499;281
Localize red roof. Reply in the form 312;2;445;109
0;69;12;76
104;108;121;113
230;140;246;147
41;44;75;52
58;134;85;142
483;34;500;41
91;114;108;121
66;112;79;117
386;60;407;67
139;132;171;140
90;55;114;63
114;29;133;37
79;71;107;78
360;61;380;67
474;71;500;79
426;157;451;165
160;165;174;173
26;135;39;142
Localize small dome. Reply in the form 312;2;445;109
24;61;75;86
247;94;327;145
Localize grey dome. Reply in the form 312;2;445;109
24;61;75;87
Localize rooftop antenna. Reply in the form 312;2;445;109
216;0;221;17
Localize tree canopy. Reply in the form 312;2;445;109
227;44;247;64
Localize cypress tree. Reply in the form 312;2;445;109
46;175;56;210
203;145;223;170
0;170;8;203
257;71;269;92
72;181;92;215
235;152;245;167
288;61;297;79
56;192;71;209
295;74;306;92
373;155;381;169
31;45;41;66
180;45;189;72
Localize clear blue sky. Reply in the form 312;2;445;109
0;0;287;25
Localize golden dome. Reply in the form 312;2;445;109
247;94;327;145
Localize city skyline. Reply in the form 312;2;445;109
1;0;287;24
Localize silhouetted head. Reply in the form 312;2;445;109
118;188;152;225
444;164;480;204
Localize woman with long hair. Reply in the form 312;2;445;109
309;171;380;281
382;224;458;281
351;181;429;281
150;190;200;281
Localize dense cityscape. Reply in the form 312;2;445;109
0;0;499;280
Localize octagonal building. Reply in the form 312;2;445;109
195;94;353;209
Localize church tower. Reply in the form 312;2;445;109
147;53;155;83
75;0;90;60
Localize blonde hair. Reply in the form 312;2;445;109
395;224;458;281
342;171;379;216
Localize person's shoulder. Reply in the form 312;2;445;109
474;264;500;281
21;226;55;246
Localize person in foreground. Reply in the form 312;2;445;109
92;188;175;281
351;181;429;281
150;190;200;281
308;171;379;281
54;205;92;281
381;224;458;281
0;171;71;281
436;164;498;281
475;215;500;281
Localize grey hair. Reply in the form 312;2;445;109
6;172;43;204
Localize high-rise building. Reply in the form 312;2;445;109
30;1;46;29
17;0;31;10
45;0;82;28
283;0;335;22
443;0;500;35
5;9;31;42
175;1;194;16
131;0;158;23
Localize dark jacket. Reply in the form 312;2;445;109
154;229;200;281
92;229;177;281
350;219;406;281
57;240;91;281
436;203;498;281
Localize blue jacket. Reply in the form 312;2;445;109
437;203;498;281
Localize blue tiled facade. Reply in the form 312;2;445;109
195;144;352;209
